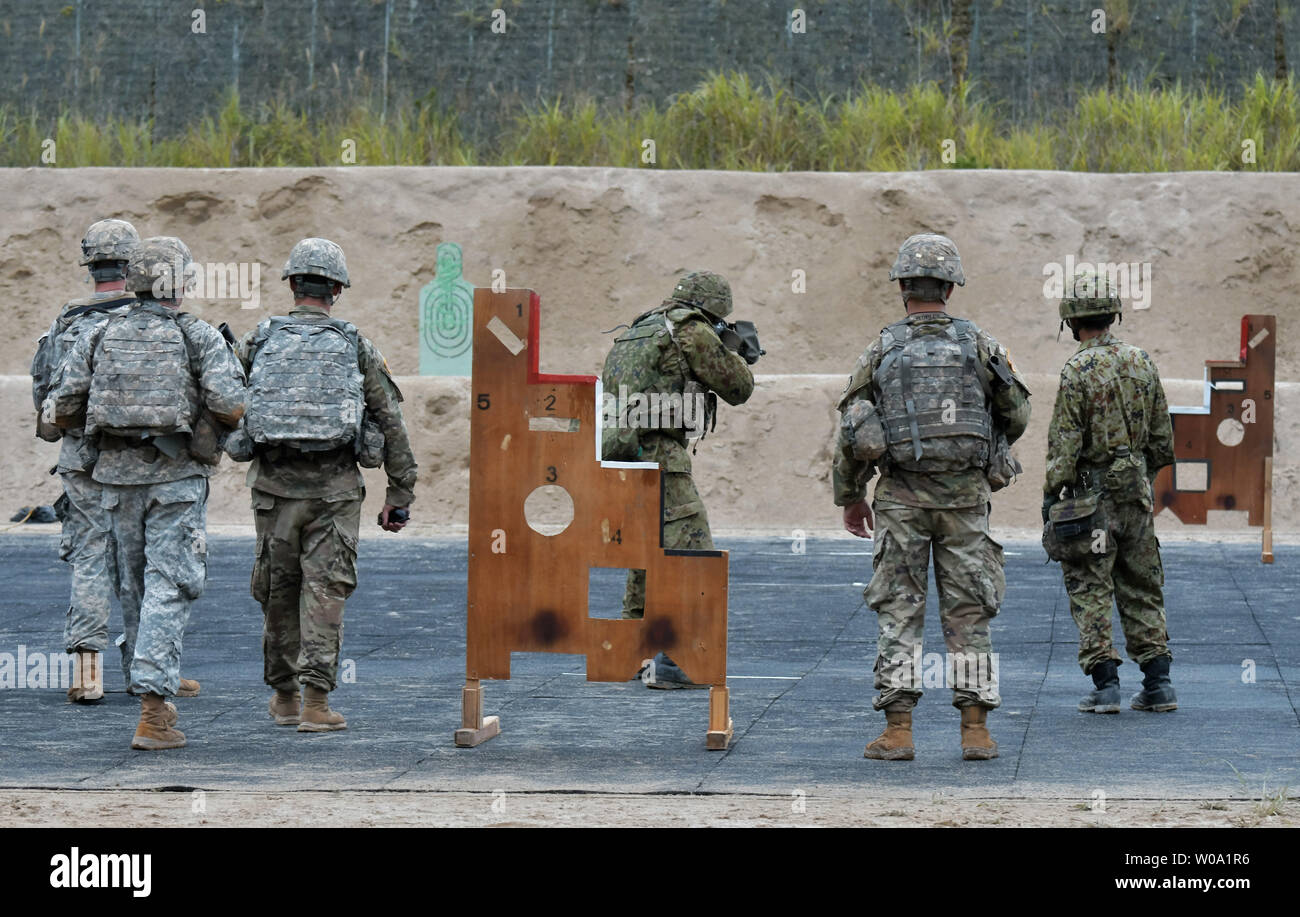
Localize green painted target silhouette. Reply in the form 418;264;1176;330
419;242;475;375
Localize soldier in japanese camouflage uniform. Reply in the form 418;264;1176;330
600;271;758;688
47;236;247;750
31;219;138;704
229;238;417;733
834;233;1031;761
1044;267;1177;714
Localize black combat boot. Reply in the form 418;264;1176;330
1078;659;1121;714
1130;655;1178;712
643;652;707;690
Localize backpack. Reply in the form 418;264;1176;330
244;317;364;451
600;306;699;461
85;308;200;438
873;317;992;473
31;295;134;441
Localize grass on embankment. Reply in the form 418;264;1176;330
3;72;1298;171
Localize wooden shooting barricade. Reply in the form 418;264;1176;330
1153;314;1276;563
455;288;733;750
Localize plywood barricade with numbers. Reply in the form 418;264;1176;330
455;288;733;750
1154;314;1276;563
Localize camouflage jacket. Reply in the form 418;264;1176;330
1044;331;1175;497
834;311;1031;509
48;300;247;485
235;304;418;506
616;304;755;475
32;288;135;473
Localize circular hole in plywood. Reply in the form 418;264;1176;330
524;485;574;536
1216;418;1245;447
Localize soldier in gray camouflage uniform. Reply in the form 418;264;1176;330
834;234;1031;761
47;237;246;750
31;219;139;703
229;238;417;732
1045;267;1177;714
600;271;758;688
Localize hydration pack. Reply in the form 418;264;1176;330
873;317;992;473
245;317;364;452
85;308;200;438
601;306;713;460
31;295;134;441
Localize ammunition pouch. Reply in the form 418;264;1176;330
985;429;1022;492
356;416;385;469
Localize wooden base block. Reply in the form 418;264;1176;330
706;717;734;751
455;679;500;747
455;715;501;748
706;685;732;750
1262;457;1274;564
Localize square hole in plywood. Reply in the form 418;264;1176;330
1173;460;1210;492
588;566;643;620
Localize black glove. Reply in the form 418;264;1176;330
1042;495;1058;525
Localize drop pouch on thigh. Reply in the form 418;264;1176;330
1042;492;1109;563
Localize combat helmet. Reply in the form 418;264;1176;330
670;270;732;319
889;233;966;286
80;219;140;266
282;237;351;287
1059;266;1122;320
125;236;193;298
80;219;140;282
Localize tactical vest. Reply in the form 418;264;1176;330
245;316;364;452
85;308;200;438
31;295;134;441
873;317;992;473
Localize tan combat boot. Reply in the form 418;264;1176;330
269;688;302;726
960;706;998;760
864;708;915;760
67;650;104;704
298;686;346;733
176;678;201;697
130;693;187;750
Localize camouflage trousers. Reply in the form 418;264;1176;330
1060;496;1169;674
106;476;208;697
866;502;1005;711
59;469;116;654
622;472;713;619
251;491;360;693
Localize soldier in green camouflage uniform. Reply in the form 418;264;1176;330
30;219;139;703
230;238;418;732
835;234;1031;761
1045;268;1177;714
47;237;247;750
600;271;757;688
